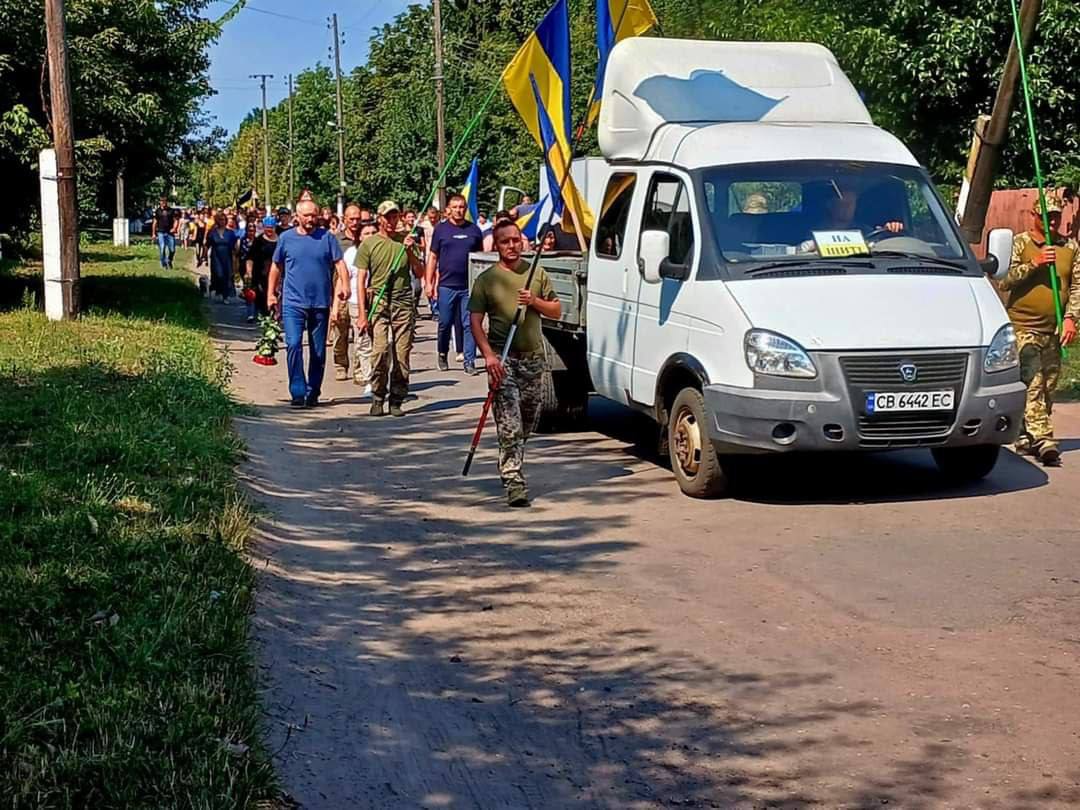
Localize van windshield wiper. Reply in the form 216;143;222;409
741;258;874;275
868;249;967;270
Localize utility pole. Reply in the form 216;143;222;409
44;0;80;318
432;0;447;210
957;0;1042;243
331;13;346;218
250;73;274;210
287;73;295;207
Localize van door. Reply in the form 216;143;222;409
630;171;697;405
585;171;640;404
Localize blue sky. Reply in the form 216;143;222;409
203;0;415;134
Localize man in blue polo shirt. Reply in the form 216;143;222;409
424;193;484;374
267;199;350;408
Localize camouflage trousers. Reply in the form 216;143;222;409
492;352;546;490
331;304;373;384
1016;328;1060;453
370;303;415;405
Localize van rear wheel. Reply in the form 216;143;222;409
668;387;728;498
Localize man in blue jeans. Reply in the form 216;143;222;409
150;197;179;269
424;193;484;374
267;199;350;408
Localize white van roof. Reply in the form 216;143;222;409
598;39;874;162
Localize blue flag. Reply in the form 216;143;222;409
460;157;480;223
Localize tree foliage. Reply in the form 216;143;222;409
0;0;219;243
199;0;1080;214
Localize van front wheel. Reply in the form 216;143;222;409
668;387;728;498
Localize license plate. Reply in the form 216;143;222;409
865;390;955;413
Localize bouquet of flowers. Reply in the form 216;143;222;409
253;315;283;366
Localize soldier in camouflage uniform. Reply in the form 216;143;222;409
1001;194;1080;466
469;220;561;506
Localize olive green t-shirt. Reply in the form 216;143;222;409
353;232;416;306
468;260;557;353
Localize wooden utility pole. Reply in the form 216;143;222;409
432;0;447;210
287;73;295;207
250;73;274;210
957;0;1042;243
331;13;346;217
44;0;80;318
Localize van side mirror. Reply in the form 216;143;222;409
638;230;668;284
986;228;1013;281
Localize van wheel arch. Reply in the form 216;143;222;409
654;354;710;457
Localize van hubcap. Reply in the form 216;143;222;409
673;406;702;476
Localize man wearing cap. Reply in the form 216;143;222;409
267;199;350;408
1001;194;1080;466
245;215;279;320
354;200;424;416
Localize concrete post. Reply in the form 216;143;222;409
40;149;65;321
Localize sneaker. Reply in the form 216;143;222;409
437;354;449;371
370;399;385;417
305;396;320;408
289;397;306;409
455;352;464;362
389;402;405;417
246;315;255;323
464;365;480;376
363;384;373;396
334;368;348;381
1038;445;1062;467
507;485;530;508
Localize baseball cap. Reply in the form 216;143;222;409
1032;194;1063;214
262;216;278;227
277;206;290;215
377;200;400;217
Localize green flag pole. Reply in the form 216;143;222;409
1007;0;1065;348
365;78;502;322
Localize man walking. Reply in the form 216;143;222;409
425;193;485;374
469;220;561;506
268;199;350;408
354;201;424;417
332;204;376;389
150;196;180;269
1001;194;1080;466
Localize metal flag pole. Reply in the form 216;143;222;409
1008;0;1064;347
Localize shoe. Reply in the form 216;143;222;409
353;375;366;386
437;354;449;371
335;368;348;381
370;399;385;417
246;315;255;323
305;397;320;408
507;485;530;508
289;397;306;408
363;384;373;396
464;365;480;376
455;352;464;362
389;402;405;417
1038;445;1061;467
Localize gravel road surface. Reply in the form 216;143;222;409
214;302;1080;809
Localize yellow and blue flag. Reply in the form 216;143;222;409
588;0;657;125
515;197;548;241
501;0;593;237
460;157;480;223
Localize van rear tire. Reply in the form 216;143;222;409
668;387;728;498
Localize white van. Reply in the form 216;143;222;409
473;39;1026;498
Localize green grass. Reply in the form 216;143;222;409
0;244;277;808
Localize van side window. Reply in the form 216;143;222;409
642;174;694;265
595;173;636;258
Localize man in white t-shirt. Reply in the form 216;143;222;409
332;205;378;390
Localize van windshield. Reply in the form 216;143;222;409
701;161;967;267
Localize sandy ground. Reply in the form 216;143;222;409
209;295;1080;809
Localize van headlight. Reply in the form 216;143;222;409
744;329;817;379
984;324;1019;373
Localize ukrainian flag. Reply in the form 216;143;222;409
588;0;657;125
460;157;480;223
502;0;593;238
515;197;547;241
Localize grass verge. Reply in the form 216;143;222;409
0;243;276;807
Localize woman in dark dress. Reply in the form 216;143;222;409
244;217;277;321
206;212;239;302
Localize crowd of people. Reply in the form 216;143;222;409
153;191;560;507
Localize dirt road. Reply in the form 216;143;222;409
215;302;1080;808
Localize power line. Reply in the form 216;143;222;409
207;0;322;26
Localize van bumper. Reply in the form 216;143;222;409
701;351;1026;453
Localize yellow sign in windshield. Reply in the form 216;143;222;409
812;230;870;258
